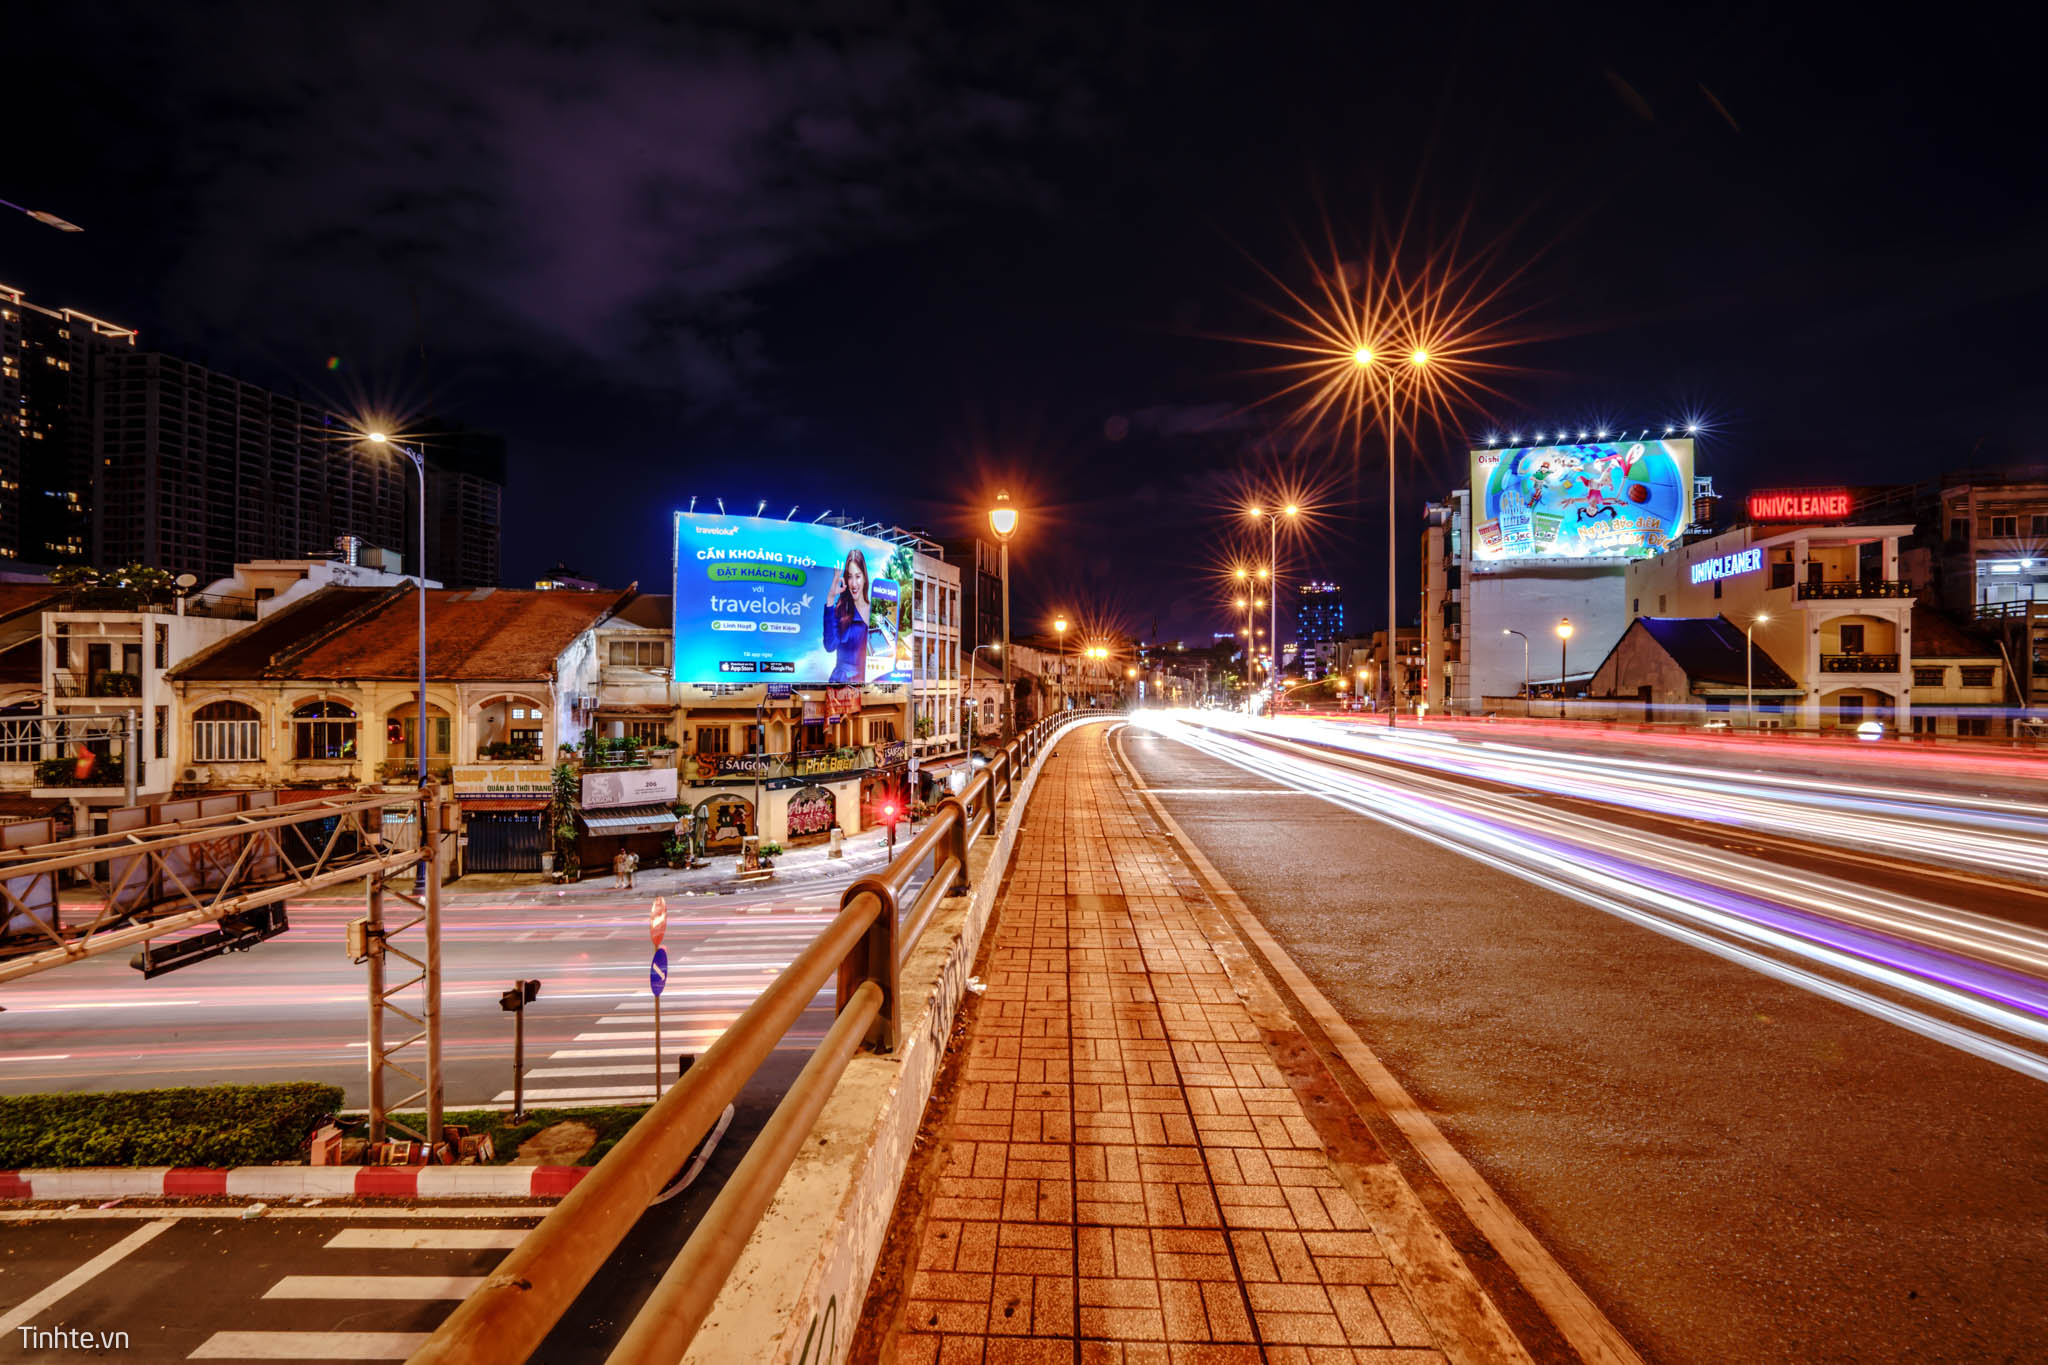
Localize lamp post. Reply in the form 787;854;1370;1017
1555;617;1574;719
1349;346;1431;727
988;492;1018;739
1746;612;1771;729
967;642;1002;744
1056;613;1073;712
1502;628;1530;706
364;430;430;888
1246;504;1297;712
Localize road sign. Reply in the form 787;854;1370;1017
649;946;669;998
650;896;667;948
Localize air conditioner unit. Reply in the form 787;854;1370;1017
182;767;210;783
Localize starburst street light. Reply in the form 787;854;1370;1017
1237;223;1523;728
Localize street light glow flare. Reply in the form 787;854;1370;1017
1352;347;1374;366
364;430;389;444
988;490;1019;541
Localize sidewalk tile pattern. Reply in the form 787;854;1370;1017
881;725;1447;1364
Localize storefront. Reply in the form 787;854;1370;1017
452;763;552;873
576;765;680;875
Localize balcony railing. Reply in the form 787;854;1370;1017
1821;653;1901;673
1797;579;1914;600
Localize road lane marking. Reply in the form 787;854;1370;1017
189;1331;429;1359
0;1053;71;1061
526;1064;664;1077
0;1218;175;1334
324;1228;528;1249
264;1275;483;1300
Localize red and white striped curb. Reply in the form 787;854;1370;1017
0;1165;586;1201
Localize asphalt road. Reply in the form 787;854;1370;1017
1119;721;2048;1365
0;878;851;1110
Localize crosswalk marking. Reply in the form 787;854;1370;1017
265;1275;484;1300
323;1229;527;1250
526;1064;665;1078
190;1331;429;1359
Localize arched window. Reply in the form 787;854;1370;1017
192;700;262;762
385;702;452;759
293;700;358;760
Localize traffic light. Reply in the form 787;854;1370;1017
130;905;289;978
500;978;541;1012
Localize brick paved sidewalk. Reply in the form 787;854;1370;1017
857;722;1488;1365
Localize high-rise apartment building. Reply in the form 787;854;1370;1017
0;282;137;564
415;420;505;590
93;351;411;581
1295;580;1344;679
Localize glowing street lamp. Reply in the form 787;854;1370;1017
988;492;1018;739
1246;503;1298;709
1555;618;1574;716
1053;614;1069;713
1502;628;1530;701
1746;612;1771;729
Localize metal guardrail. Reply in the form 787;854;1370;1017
1820;652;1902;673
1796;579;1914;600
407;708;1106;1365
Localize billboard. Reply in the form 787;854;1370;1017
1471;438;1694;562
1748;488;1852;522
673;514;914;686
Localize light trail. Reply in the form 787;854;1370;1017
1140;715;2048;1084
1223;712;2048;883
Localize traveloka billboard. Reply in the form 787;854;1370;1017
1471;438;1694;562
672;513;913;686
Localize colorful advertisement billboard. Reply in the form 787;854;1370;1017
672;513;913;686
1471;438;1694;562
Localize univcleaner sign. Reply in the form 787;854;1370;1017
671;513;914;687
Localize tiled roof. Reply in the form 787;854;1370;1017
171;585;629;682
0;584;65;623
1634;616;1799;689
1911;603;1997;659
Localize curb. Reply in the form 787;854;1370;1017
0;1165;588;1202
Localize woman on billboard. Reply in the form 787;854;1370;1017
822;546;872;685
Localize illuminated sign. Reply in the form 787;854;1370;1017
673;514;913;687
1471;439;1694;563
1691;547;1763;585
1748;488;1853;521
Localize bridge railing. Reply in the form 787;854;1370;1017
407;707;1109;1365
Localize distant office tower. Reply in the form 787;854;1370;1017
92;353;506;586
0;282;137;564
1296;580;1344;678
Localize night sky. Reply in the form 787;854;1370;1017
8;4;2044;645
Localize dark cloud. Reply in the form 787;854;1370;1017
122;2;1079;405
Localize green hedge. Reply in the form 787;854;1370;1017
0;1083;344;1169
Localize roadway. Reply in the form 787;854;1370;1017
1117;713;2048;1365
0;877;847;1112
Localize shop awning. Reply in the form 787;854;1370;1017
579;803;678;836
461;797;549;811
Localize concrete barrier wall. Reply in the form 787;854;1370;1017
682;716;1113;1365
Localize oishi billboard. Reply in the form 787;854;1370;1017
672;513;913;687
1472;438;1695;563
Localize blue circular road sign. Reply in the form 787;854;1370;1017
650;946;669;997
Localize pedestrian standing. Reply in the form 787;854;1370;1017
624;851;638;890
612;849;627;889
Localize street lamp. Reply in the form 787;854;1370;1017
988;492;1018;739
1746;612;1771;729
1502;628;1530;705
1053;615;1069;713
967;642;1002;744
1349;346;1430;727
1555;618;1574;718
362;429;430;888
1246;504;1298;711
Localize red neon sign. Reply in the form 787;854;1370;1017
1747;488;1853;521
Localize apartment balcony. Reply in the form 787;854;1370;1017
1796;579;1914;601
1820;653;1902;674
49;670;143;700
30;756;143;796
